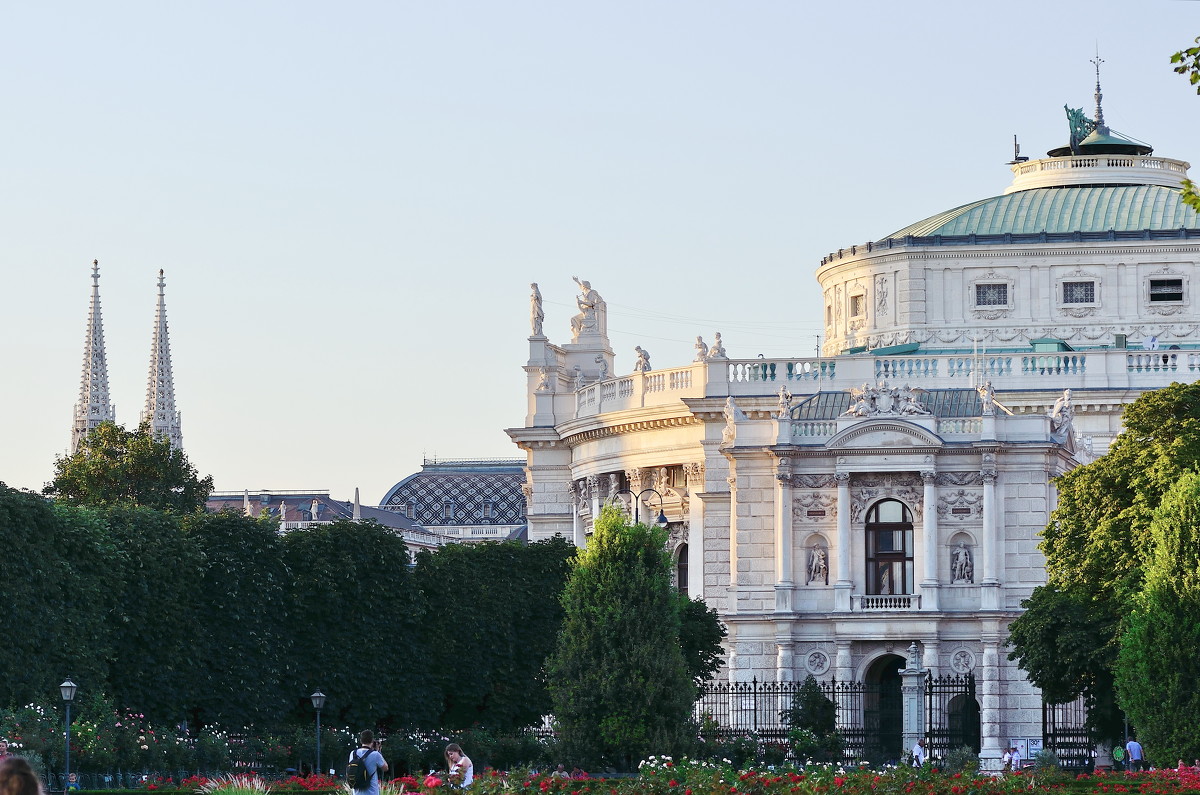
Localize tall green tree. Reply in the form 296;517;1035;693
45;421;213;512
183;510;291;727
0;484;115;707
414;537;575;731
547;506;696;771
283;519;426;728
1114;472;1200;764
97;504;202;723
1008;381;1200;739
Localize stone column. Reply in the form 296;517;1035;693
777;640;794;682
685;463;705;599
571;481;586;548
921;639;941;677
981;458;1000;609
835;639;853;682
920;470;939;611
775;457;794;612
587;475;601;534
835;471;852;611
901;642;926;758
978;637;1004;772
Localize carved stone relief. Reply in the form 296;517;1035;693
936;472;984;487
949;648;977;674
794;474;836;488
849;472;923;523
805;650;831;676
793;492;837;522
937;489;983;519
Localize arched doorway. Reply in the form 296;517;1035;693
864;654;905;764
947;693;981;753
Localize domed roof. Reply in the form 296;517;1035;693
887;184;1200;238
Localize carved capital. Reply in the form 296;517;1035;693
921;470;936;485
834;472;851;486
684;462;705;484
982;471;997;485
626;467;645;492
777;457;792;482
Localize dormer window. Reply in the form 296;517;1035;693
443;500;456;520
481;500;494;519
975;283;1008;307
1063;281;1095;304
1150;278;1183;303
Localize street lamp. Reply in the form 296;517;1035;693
310;690;326;776
614;488;669;528
60;678;77;789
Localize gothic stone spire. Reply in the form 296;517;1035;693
72;260;116;452
140;269;183;449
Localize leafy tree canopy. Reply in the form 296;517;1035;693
677;591;727;685
45;421;213;512
1115;471;1200;764
1171;37;1200;211
1008;381;1200;739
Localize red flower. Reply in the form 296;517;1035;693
668;781;678;788
423;775;443;788
834;778;846;787
540;780;551;792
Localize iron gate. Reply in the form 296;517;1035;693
1043;696;1092;771
925;672;979;759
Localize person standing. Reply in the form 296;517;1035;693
1010;746;1023;771
348;731;388;795
1126;738;1145;772
911;739;926;767
445;744;473;788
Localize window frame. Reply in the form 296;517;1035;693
864;499;914;596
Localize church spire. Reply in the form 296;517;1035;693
72;260;117;452
140;269;183;449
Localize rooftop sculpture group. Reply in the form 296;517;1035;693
844;381;931;417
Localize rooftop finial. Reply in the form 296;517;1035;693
1091;53;1106;131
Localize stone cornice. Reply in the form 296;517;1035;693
562;415;701;447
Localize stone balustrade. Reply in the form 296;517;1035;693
853;594;921;611
568;349;1200;420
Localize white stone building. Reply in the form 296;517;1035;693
508;81;1200;768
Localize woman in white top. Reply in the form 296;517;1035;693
445;744;473;788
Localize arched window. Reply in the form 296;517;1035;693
865;499;913;595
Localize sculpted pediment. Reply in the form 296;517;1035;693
826;420;943;451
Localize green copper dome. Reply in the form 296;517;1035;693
887;184;1200;238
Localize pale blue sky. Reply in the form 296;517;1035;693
3;1;1198;503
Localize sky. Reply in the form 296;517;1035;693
3;1;1199;505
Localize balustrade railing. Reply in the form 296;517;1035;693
854;594;920;611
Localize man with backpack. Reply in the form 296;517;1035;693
347;731;388;795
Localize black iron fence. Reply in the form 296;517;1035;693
1043;696;1092;771
696;672;976;765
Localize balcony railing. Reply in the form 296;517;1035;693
853;594;920;611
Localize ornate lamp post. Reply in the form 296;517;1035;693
310;690;326;775
614;488;669;528
60;678;77;788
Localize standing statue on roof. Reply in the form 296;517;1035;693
530;283;544;336
777;385;793;419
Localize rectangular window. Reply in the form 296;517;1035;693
866;526;913;595
1063;281;1095;304
975;283;1008;307
1150;278;1184;302
850;294;865;317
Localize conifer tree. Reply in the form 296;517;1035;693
1114;471;1200;764
548;505;696;771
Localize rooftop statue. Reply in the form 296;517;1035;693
633;345;651;373
570;276;606;341
530;282;544;336
844;381;931;417
694;335;709;362
708;332;728;360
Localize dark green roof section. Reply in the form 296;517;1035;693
887;185;1200;238
791;389;982;420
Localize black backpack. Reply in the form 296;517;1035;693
347;748;374;790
